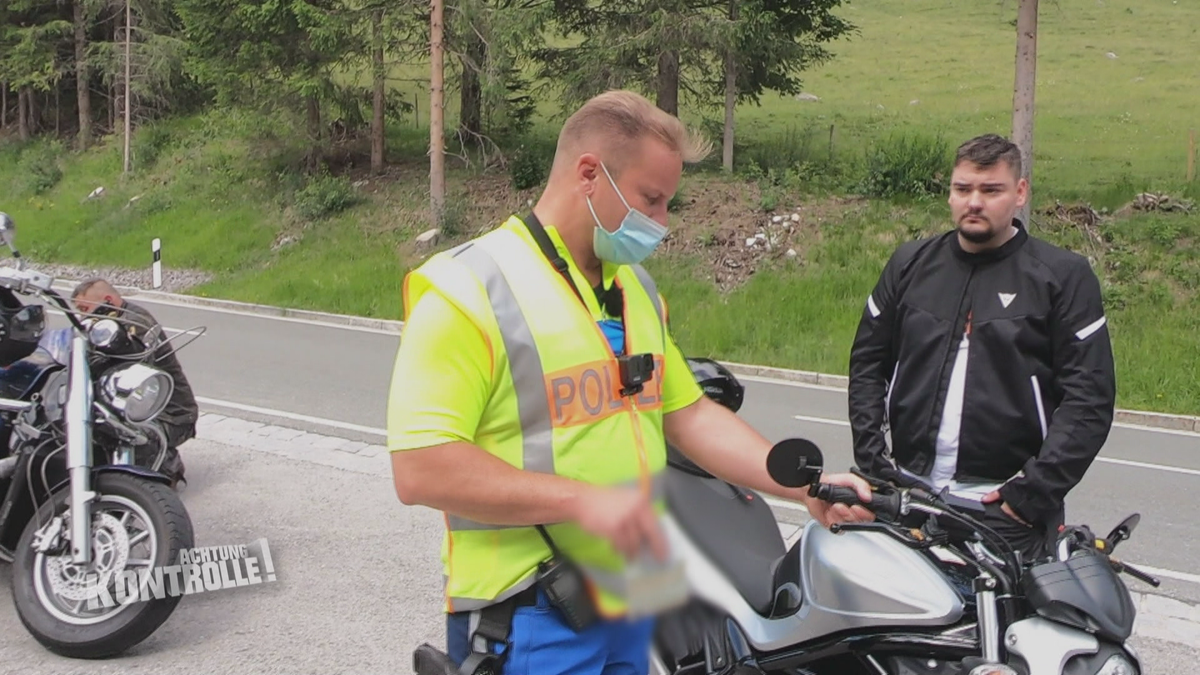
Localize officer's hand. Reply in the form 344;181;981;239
574;485;668;562
802;472;875;527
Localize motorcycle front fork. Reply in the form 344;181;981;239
975;579;1001;663
66;334;96;565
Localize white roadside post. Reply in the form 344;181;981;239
152;238;162;289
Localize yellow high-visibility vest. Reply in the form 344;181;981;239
402;215;671;617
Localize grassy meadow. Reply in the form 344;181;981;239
1;0;1198;414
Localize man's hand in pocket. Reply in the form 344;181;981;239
983;490;1033;528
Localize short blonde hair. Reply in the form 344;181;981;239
554;90;712;173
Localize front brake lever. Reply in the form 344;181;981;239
829;521;931;550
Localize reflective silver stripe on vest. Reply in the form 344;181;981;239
447;571;538;612
447;473;667;531
443;241;671;535
451;241;555;475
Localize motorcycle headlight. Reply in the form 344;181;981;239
100;363;174;423
88;318;121;347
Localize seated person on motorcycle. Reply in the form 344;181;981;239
71;278;197;489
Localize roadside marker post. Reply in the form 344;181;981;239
152;238;162;289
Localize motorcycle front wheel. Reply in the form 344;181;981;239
10;472;194;659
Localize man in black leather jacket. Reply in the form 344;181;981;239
847;134;1117;560
73;278;198;489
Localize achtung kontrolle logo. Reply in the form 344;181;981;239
85;538;278;610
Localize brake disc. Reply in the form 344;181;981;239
45;512;131;603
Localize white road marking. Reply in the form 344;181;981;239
764;496;807;512
1108;421;1200;439
44;280;401;336
112;295;400;336
769;387;1200;441
196;397;388;436
194;396;1200;589
43;307;200;338
1138;566;1200;586
792;415;1200;477
794;414;851;427
738;374;849;393
1097;457;1200;478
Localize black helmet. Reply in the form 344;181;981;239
0;288;45;366
687;357;744;413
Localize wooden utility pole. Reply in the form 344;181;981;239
1012;0;1038;225
371;7;386;175
75;0;93;150
123;0;132;174
429;0;445;229
722;0;738;172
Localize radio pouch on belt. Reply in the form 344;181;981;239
533;525;600;632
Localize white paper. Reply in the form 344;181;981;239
622;553;689;619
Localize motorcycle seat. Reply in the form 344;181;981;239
665;449;798;617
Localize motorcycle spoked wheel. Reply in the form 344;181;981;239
10;472;194;659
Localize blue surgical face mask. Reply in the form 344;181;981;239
586;162;668;265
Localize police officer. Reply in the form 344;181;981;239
387;89;874;675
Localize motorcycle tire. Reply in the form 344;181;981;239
10;472;194;659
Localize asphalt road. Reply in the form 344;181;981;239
0;289;1190;675
1;434;1196;674
48;292;1200;602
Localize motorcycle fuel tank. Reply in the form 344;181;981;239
664;517;966;653
796;521;965;637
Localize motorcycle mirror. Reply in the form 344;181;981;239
766;438;824;488
1105;513;1140;551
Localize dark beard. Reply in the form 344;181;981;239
957;216;996;244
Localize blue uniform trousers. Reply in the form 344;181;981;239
446;587;656;675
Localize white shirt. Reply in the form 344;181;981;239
900;326;1005;501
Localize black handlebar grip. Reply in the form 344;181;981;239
814;484;864;507
813;484;903;521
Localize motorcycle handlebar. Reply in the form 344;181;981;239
44;288;89;332
0;266;89;333
810;483;903;522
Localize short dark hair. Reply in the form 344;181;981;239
72;276;107;299
955;134;1022;179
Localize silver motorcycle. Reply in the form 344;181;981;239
650;432;1154;675
409;357;1152;675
